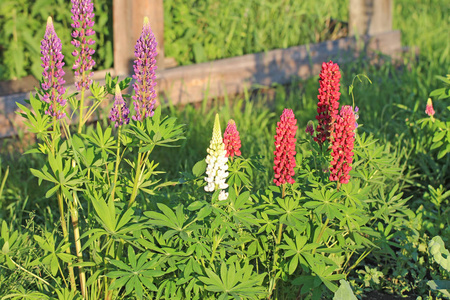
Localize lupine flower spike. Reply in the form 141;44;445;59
223;119;242;157
330;105;356;185
40;17;67;119
273;109;297;186
305;120;314;136
354;106;360;129
71;0;96;90
132;17;158;121
205;114;229;201
425;98;435;118
314;61;341;146
109;85;130;128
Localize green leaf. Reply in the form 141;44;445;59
429;236;450;272
192;159;207;177
333;280;357;300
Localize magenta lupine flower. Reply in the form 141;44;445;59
273;109;297;186
305;120;314;136
132;17;158;121
40;17;66;119
314;61;341;146
329;105;356;184
425;98;435;117
223;119;242;157
71;0;96;91
109;85;130;128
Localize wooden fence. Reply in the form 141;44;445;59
0;0;399;138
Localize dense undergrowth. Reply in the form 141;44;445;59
0;0;449;299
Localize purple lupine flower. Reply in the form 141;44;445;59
40;16;67;119
109;85;130;128
132;17;158;121
71;0;96;91
305;120;315;136
354;106;359;129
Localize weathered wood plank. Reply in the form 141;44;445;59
158;30;402;105
349;0;393;36
0;31;401;138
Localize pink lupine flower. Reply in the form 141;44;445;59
314;61;341;146
71;0;96;90
425;98;435;117
329;105;356;184
273;109;297;186
109;85;130;128
305;120;314;136
132;17;158;121
40;17;66;119
223;119;242;157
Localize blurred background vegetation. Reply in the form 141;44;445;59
0;0;449;296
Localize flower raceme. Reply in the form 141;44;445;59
132;17;158;121
305;120;314;136
205;114;229;201
425;98;435;117
40;17;67;119
329;105;356;184
314;61;341;146
273;109;297;186
71;0;96;91
109;85;130;128
223;119;242;157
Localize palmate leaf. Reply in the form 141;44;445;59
107;248;164;299
280;234;319;275
304;187;345;221
126;106;185;150
16;93;52;136
198;259;266;299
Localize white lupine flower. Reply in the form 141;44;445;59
204;114;229;200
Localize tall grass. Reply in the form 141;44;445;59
164;0;348;65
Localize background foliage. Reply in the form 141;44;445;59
0;0;449;298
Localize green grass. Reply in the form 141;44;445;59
164;0;348;65
0;1;449;297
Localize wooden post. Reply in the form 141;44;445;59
349;0;393;36
113;0;165;76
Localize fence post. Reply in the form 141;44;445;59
349;0;393;36
113;0;165;76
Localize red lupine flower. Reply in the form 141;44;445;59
425;98;435;117
223;119;242;157
329;105;356;184
273;109;297;186
314;61;341;146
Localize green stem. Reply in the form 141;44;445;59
312;217;330;255
71;197;87;299
78;86;86;134
9;256;53;288
269;184;286;298
128;151;143;208
110;127;122;202
57;191;77;291
128;146;153;208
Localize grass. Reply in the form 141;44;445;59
0;0;449;297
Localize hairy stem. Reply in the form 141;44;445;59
71;198;87;299
110;127;122;202
78;85;86;134
57;191;77;291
